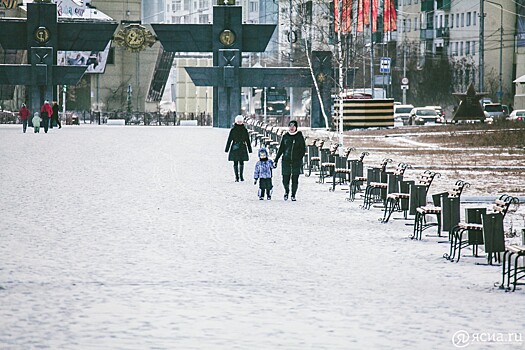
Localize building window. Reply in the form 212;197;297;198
466;12;471;26
199;14;208;23
460;41;464;55
461;13;464;27
453;42;458;56
472;42;476;55
451;14;454;28
172;16;181;24
465;41;470;55
414;16;418;31
456;14;459;27
473;12;477;26
249;1;258;12
445;14;449;27
407;19;411;32
174;0;181;11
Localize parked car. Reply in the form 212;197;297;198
408;107;439;125
508;109;525;122
393;104;414;125
480;98;493;106
426;106;446;123
483;103;507;121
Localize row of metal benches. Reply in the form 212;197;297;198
301;138;524;292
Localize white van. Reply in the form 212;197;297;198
394;104;414;125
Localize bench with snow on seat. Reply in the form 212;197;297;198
380;170;440;223
411;180;470;240
443;194;519;264
497;244;525;292
317;142;339;184
305;139;324;177
328;147;359;192
361;162;410;210
347;157;391;202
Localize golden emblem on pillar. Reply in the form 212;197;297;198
316;72;326;83
34;26;50;44
219;29;236;47
114;24;156;53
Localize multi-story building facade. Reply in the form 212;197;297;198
396;0;516;105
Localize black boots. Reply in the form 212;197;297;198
234;163;239;182
239;163;244;181
234;163;244;182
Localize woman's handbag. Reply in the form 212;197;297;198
232;142;241;151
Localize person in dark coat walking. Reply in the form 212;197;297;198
225;115;252;181
52;101;62;129
274;120;306;201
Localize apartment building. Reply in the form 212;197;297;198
396;0;516;104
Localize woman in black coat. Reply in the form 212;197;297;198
225;115;252;181
274;120;306;201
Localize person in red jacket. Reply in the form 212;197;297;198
40;100;53;133
18;103;30;133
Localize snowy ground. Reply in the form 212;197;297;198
0;124;524;350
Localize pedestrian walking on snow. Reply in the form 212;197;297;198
225;115;252;182
273;120;306;201
253;147;275;200
32;112;41;133
19;103;30;133
40;100;53;133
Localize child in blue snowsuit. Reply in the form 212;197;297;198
253;147;275;200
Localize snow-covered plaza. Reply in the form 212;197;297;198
0;124;523;349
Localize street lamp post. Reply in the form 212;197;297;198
486;0;503;103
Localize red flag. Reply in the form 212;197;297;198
334;0;353;33
357;0;364;32
383;0;397;32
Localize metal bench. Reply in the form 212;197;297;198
362;162;410;210
444;194;519;264
328;147;356;192
305;139;324;177
347;158;391;202
411;180;470;240
381;170;440;223
498;245;525;291
318;143;339;184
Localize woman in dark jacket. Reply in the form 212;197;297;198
225;115;252;181
274;120;306;201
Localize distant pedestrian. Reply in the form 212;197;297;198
32;112;41;133
40;100;53;133
253;147;275;200
273;120;306;201
225;115;252;182
52;101;62;129
18;103;30;133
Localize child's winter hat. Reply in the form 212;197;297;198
258;147;268;158
288;120;298;128
235;115;244;124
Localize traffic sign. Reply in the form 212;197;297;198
401;85;409;90
401;77;409;85
380;57;391;74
